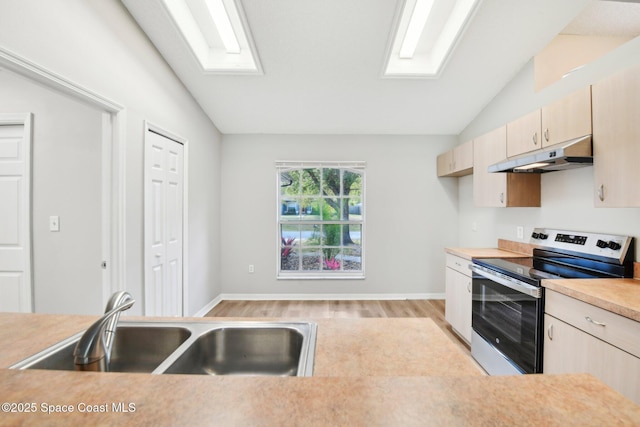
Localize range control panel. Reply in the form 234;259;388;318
530;228;633;263
555;233;587;245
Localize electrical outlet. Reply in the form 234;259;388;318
516;226;524;240
248;265;255;274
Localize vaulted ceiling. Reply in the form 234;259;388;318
123;0;625;135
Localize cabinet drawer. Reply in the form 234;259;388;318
446;254;471;277
545;290;640;358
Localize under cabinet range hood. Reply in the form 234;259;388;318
488;135;593;173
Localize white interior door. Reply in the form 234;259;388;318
0;115;32;312
144;128;184;316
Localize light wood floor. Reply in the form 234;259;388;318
205;299;470;355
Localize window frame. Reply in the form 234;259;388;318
276;161;366;280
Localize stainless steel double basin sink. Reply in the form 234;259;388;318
10;321;317;376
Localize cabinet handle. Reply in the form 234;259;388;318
547;324;553;340
467;281;471;293
499;192;504;204
544;128;549;142
585;316;606;327
598;184;604;202
532;132;538;145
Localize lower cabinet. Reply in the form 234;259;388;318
544;290;640;404
445;254;472;344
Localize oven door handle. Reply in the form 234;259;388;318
469;264;542;299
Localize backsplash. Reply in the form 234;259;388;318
497;239;538;256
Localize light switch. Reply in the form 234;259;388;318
49;216;60;232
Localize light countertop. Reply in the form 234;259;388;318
0;314;481;376
543;278;640;322
1;313;640;425
445;247;528;260
2;370;639;426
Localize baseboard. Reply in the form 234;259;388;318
192;294;223;317
193;293;445;317
219;293;444;302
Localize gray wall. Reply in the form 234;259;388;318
220;134;458;297
457;37;640;257
0;0;223;315
0;71;104;314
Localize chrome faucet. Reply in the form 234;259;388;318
73;291;135;371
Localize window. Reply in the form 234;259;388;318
277;161;365;279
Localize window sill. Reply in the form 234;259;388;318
277;273;365;280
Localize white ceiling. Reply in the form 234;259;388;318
123;0;607;135
561;0;640;37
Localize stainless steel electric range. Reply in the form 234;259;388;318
469;228;635;375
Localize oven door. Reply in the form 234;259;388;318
470;265;544;374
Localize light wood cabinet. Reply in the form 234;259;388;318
541;86;592;147
473;126;541;207
544;290;640;404
534;34;632;91
506;87;591;158
437;140;473;177
506;110;541;157
592;63;640;207
445;254;472;343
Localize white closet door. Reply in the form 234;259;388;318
0;117;32;312
144;129;184;317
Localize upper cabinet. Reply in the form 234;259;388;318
541;86;592;147
534;34;632;92
473;126;541;207
506;110;542;157
437;140;473;177
592;63;640;207
506;87;592;158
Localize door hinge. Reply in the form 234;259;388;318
101;261;107;269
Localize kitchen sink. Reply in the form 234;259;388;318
11;325;192;373
10;321;317;376
163;326;306;376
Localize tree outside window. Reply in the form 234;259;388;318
277;162;365;279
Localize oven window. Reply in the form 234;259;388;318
479;287;523;343
472;276;543;374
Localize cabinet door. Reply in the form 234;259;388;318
506;110;542;157
437;150;453;177
592;64;640;207
541;86;592;147
437;141;473;177
445;268;458;329
544;314;590;374
473;126;540;207
445;267;472;344
459;272;472;343
473;126;508;207
544;314;640;404
453;140;473;174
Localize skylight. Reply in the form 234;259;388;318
204;0;240;54
399;0;435;59
162;0;262;74
385;0;481;78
